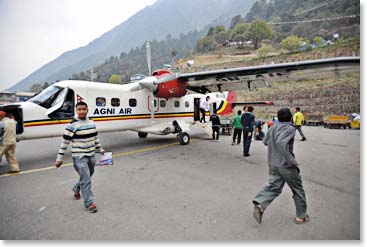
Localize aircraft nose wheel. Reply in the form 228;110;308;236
177;132;190;145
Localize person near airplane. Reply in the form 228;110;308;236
199;96;210;123
209;111;221;141
55;102;104;213
252;108;308;224
231;110;243;145
241;106;255;157
0;111;20;173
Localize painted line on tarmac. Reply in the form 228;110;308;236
0;139;202;178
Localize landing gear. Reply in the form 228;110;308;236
177;132;190;145
138;132;148;138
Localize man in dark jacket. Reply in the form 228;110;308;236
241;106;255;157
252;108;309;224
209;112;221;141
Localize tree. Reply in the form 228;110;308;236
202;37;216;52
234;34;246;48
229;15;243;30
214;31;229;45
207;25;226;37
108;74;122;84
280;35;303;53
196;36;216;53
246;19;272;49
195;37;206;53
214;25;225;34
256;44;274;61
230;23;249;39
207;26;215;37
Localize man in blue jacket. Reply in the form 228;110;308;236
241;106;255;157
252;108;309;224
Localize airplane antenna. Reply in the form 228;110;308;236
146;41;152;76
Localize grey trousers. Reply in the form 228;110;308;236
253;166;307;218
295;125;306;139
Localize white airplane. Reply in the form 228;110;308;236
0;54;359;145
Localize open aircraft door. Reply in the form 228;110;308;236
194;98;201;121
45;87;69;118
209;102;217;115
0;104;24;134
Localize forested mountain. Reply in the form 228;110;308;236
10;0;256;92
71;30;205;84
244;0;359;41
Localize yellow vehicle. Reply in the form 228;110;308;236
324;115;349;129
350;119;360;129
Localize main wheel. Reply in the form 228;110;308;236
177;132;190;145
138;132;148;138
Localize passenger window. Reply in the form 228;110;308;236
160;100;166;107
185;101;190;108
111;98;120;107
129;98;137;107
96;97;106;107
154;99;157;108
174;101;180;108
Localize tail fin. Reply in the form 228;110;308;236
217;91;236;116
217;90;274;116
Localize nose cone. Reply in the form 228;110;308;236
139;77;158;91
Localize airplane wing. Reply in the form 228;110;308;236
176;57;360;93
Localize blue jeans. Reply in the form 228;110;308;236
72;156;96;208
243;128;252;155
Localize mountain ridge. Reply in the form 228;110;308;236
10;0;256;92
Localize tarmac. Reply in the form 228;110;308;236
0;126;360;240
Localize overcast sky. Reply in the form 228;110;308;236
0;0;156;90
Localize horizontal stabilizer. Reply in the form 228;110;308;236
232;101;274;107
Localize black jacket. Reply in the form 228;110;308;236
241;112;255;130
210;114;221;127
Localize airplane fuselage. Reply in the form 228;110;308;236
8;80;232;141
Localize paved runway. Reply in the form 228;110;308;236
0;126;360;240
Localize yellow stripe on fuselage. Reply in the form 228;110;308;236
217;100;227;114
24;112;194;127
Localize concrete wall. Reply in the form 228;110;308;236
237;78;360;120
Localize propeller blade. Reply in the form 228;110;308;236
150;92;155;123
146;41;152;76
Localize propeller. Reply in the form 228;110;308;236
146;41;155;123
135;41;179;123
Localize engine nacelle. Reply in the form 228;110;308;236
152;69;187;99
154;79;187;99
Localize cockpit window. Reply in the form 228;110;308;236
29;86;64;109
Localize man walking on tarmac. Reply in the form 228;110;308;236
293;107;306;141
241;106;255;157
252;108;309;224
210;111;221;141
55;102;104;213
0;111;20;173
231;110;243;145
